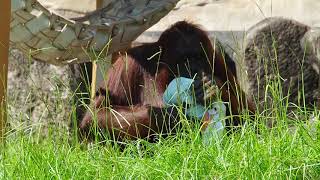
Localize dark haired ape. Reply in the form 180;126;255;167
79;21;255;142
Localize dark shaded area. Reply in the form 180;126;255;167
69;62;92;137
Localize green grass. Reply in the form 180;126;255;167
3;54;320;179
3;56;320;179
3;21;320;179
2;109;320;179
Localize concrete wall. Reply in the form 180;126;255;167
39;0;320;31
147;0;320;31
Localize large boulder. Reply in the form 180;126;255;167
8;50;75;136
240;17;320;110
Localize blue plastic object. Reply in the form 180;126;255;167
163;77;227;145
202;102;226;145
163;77;195;105
163;77;206;119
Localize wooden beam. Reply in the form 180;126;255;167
90;0;103;101
0;0;10;141
96;0;103;9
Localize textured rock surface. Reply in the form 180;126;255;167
8;50;74;136
242;17;320;109
302;27;320;66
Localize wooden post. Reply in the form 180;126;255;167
96;0;103;9
90;0;103;100
0;0;10;141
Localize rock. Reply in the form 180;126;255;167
8;49;75;137
241;17;320;110
301;27;320;67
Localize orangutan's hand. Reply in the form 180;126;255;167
193;72;219;105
